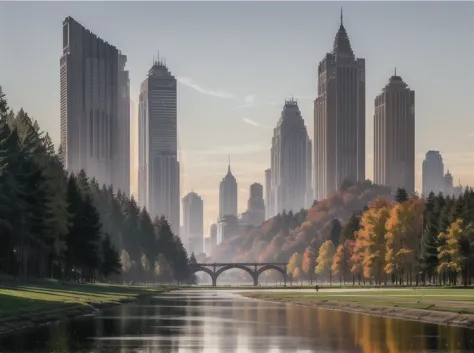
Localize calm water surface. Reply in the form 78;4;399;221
1;290;474;353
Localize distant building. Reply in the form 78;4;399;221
443;170;463;197
209;223;217;252
60;17;129;188
314;11;365;200
264;168;273;219
271;98;310;214
217;215;239;245
182;192;204;255
138;59;179;234
422;151;444;197
241;183;265;227
219;161;238;218
204;237;211;256
374;71;415;195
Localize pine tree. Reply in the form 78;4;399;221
421;192;440;282
329;219;342;246
100;234;121;279
395;187;409;203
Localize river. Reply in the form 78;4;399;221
1;290;474;352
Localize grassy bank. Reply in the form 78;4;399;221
0;279;168;320
244;288;474;314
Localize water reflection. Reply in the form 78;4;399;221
0;290;474;352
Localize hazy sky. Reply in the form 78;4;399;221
1;1;473;234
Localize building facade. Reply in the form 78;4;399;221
112;53;130;196
241;183;265;227
374;72;415;195
219;163;238;219
209;223;217;252
271;99;310;214
422;151;444;197
61;17;126;187
138;59;180;234
264;168;273;219
182;192;204;256
314;13;365;200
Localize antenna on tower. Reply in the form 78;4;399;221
340;7;343;25
394;67;397;76
228;155;231;173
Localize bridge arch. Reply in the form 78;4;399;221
191;266;217;286
256;264;287;285
215;264;257;286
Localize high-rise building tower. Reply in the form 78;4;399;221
182;192;204;255
219;160;238;218
60;17;123;187
112;53;130;196
242;183;265;227
374;72;415;195
138;59;180;234
422;151;444;197
314;11;365;200
264;168;273;219
271;99;310;214
306;138;313;206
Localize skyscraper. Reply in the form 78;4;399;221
271;99;310;214
182;192;204;255
241;183;265;227
374;72;415;194
306;138;314;206
138;59;180;234
314;11;365;200
60;17;124;187
422;151;444;197
112;53;130;196
219;160;238;218
264;168;273;219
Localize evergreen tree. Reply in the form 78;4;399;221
395;187;409;203
100;234;121;279
420;192;439;282
329;219;342;246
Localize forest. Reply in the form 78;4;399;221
214;179;474;287
0;86;192;284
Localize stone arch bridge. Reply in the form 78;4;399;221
191;263;287;287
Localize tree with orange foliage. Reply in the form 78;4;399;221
315;240;336;285
356;198;392;285
332;240;355;284
292;267;303;285
287;252;302;285
385;198;425;285
301;246;316;283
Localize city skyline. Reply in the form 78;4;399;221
2;2;474;235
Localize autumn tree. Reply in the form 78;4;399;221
287;252;302;285
292;267;303;285
332;240;354;284
385;198;424;285
301;247;316;283
356;199;392;285
315;240;336;285
437;219;473;286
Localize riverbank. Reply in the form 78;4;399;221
243;288;474;329
0;279;170;336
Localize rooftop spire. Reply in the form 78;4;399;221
340;7;343;26
394;67;397;76
228;155;231;173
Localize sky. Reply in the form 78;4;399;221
1;1;474;235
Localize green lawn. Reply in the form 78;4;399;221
244;288;474;315
0;280;167;318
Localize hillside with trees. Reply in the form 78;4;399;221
0;86;191;284
211;181;393;264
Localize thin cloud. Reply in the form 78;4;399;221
177;77;236;99
242;118;259;127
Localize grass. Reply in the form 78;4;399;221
244;288;474;315
0;279;168;319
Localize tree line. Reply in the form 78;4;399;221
286;187;474;287
0;86;192;284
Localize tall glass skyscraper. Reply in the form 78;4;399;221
314;12;366;200
138;59;180;234
60;17;129;189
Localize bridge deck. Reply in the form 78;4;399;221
195;263;287;266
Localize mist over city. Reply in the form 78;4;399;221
1;1;474;352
